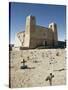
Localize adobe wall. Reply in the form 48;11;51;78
14;32;25;47
29;25;53;48
14;15;58;49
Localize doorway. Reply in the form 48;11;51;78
43;40;47;46
45;41;47;46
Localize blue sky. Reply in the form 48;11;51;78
9;2;66;44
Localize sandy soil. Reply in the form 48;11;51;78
9;49;66;88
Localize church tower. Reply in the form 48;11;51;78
49;23;58;46
24;15;36;48
25;15;36;33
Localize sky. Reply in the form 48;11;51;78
9;2;66;44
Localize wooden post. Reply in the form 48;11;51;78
46;73;54;86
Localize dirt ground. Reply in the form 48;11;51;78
9;49;66;88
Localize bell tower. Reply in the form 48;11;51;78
24;15;36;48
25;15;36;33
49;23;58;46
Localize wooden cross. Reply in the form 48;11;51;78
21;59;26;66
20;59;28;69
46;73;54;86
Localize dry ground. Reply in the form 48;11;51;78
9;49;66;88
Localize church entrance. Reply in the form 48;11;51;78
45;41;47;46
43;40;47;46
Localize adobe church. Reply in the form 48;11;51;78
14;15;58;49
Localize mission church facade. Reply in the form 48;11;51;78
14;15;58;49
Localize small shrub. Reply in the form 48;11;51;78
33;60;38;63
56;52;59;56
53;57;55;59
27;56;29;60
